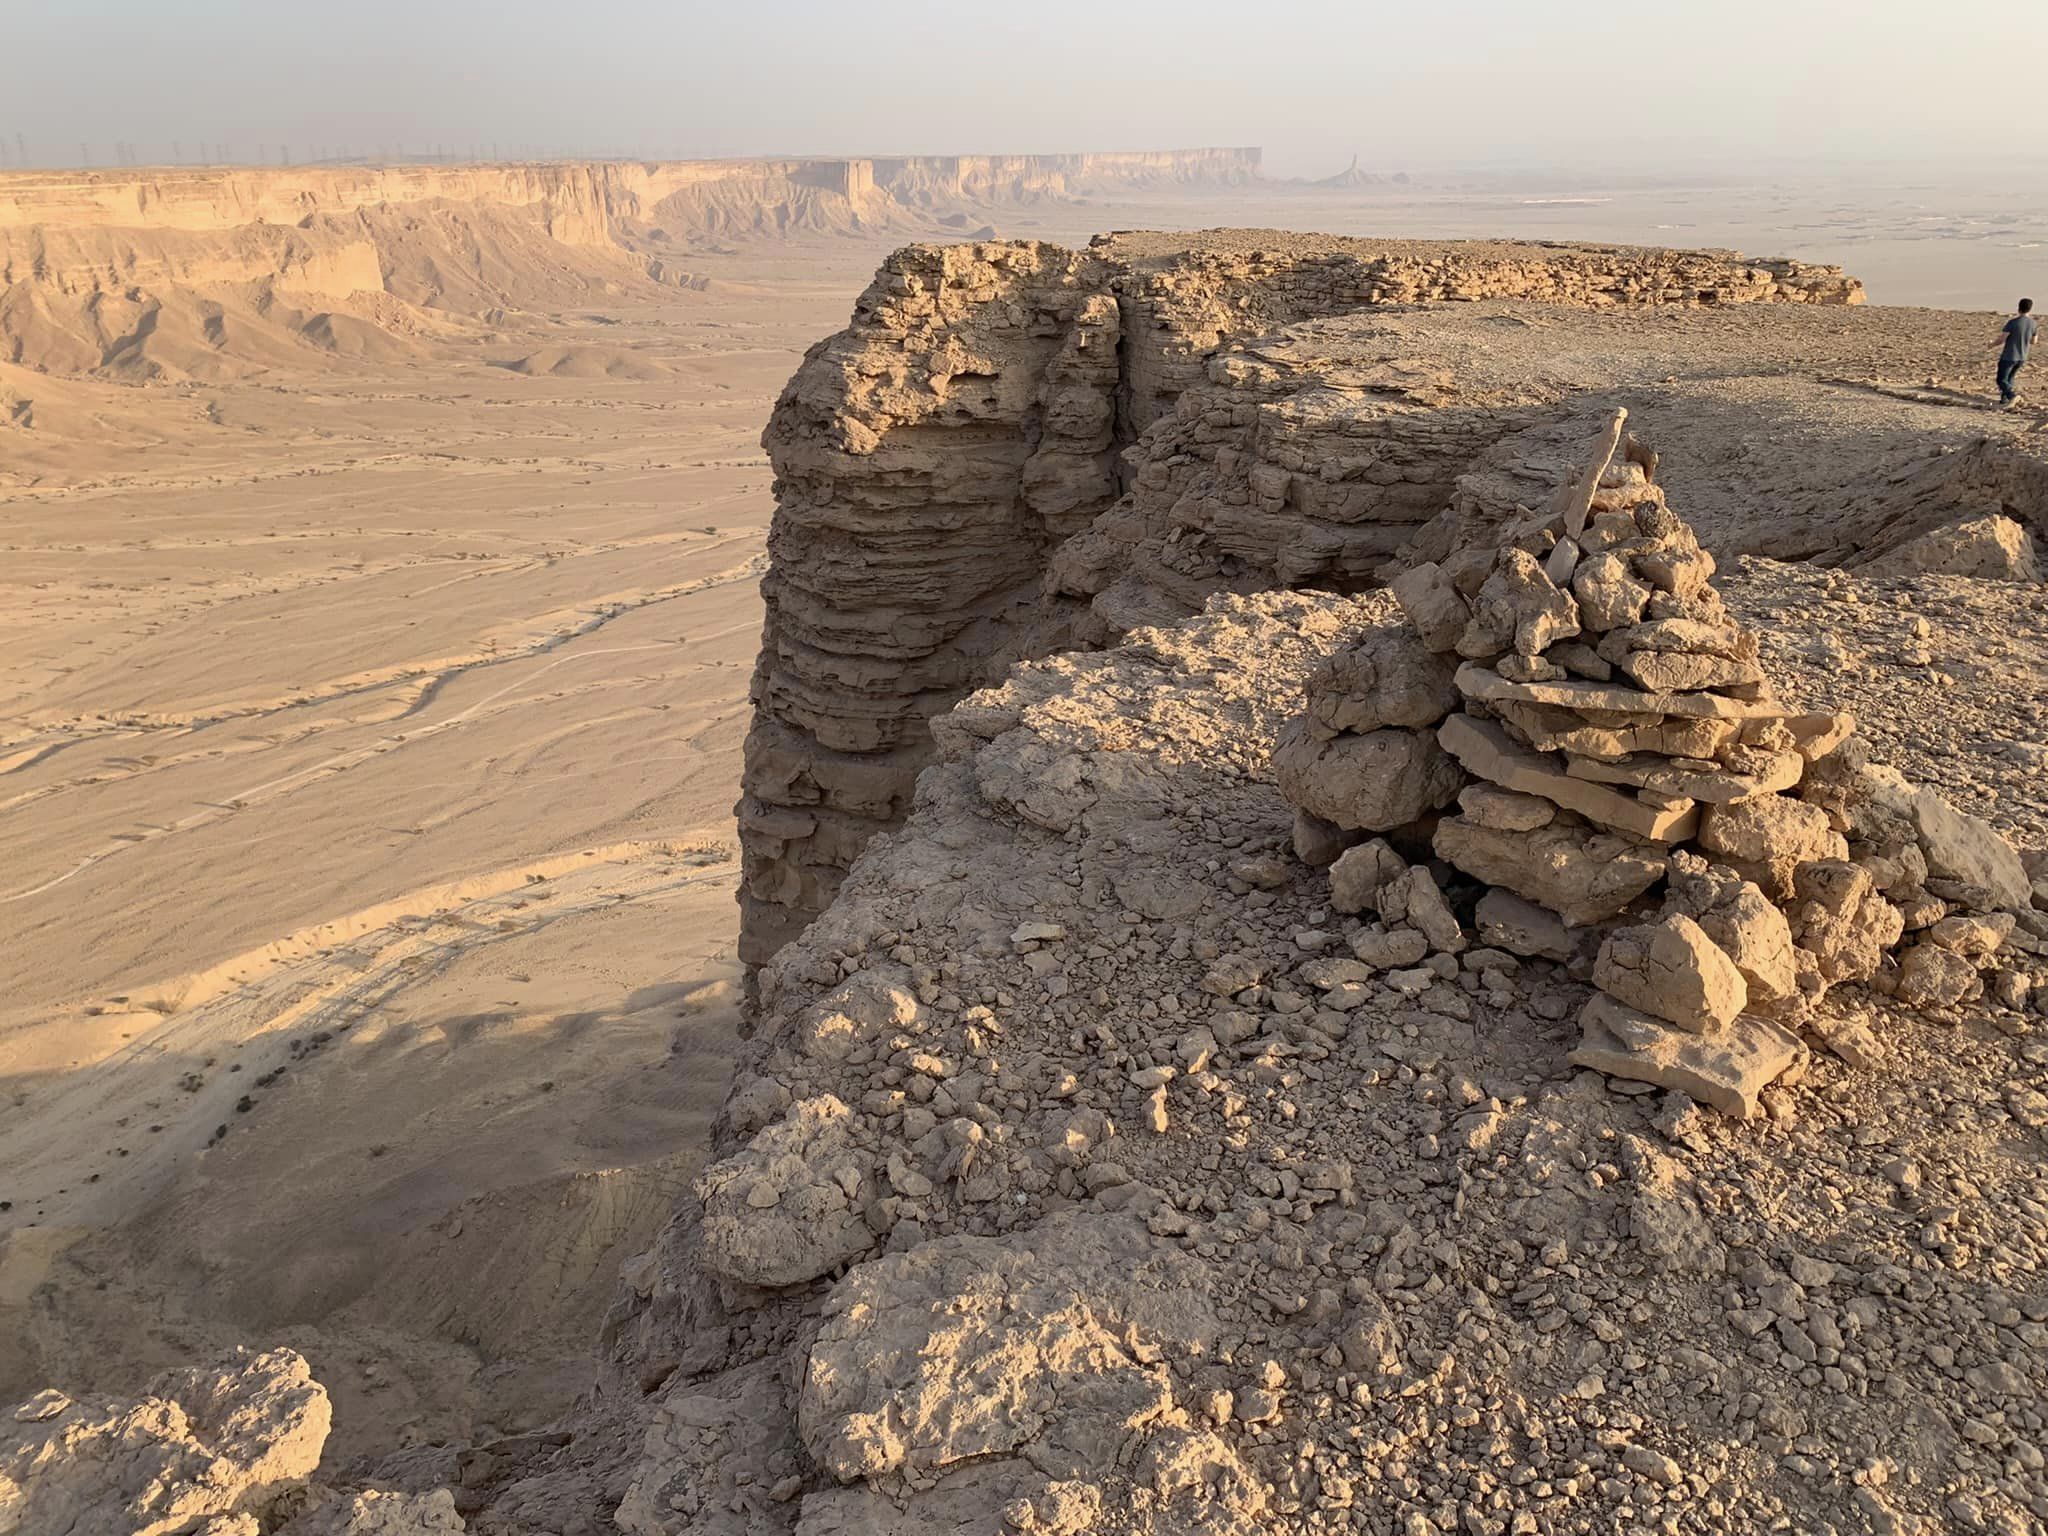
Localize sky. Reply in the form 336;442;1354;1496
4;0;2040;177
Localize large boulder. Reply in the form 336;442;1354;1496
1;1349;330;1536
696;1096;877;1288
1272;719;1464;832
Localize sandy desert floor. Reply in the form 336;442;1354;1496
2;175;2040;1474
0;236;892;1463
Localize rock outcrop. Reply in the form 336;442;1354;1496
1272;415;2034;1118
587;560;2048;1535
0;1349;331;1536
742;232;1870;969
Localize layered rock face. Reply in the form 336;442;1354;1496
0;152;1262;379
741;241;1124;964
742;233;1869;967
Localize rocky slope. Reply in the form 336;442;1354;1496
742;227;2042;975
578;540;2048;1535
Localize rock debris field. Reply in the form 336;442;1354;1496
8;227;2048;1536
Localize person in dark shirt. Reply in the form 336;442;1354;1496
1997;297;2036;407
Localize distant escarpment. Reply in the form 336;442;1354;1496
741;230;1892;969
0;150;1255;380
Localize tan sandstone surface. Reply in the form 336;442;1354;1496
6;160;2048;1535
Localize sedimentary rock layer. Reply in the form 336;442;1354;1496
0;151;1259;378
741;231;1868;967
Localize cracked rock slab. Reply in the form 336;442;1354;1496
1572;992;1805;1118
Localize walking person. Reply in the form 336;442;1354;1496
1997;298;2036;407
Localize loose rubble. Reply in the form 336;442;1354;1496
1256;415;2034;1122
576;549;2048;1535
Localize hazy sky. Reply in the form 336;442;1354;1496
6;0;2037;176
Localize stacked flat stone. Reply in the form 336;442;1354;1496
1371;410;2035;1115
1382;412;1828;1111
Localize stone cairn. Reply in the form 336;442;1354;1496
1275;410;2027;1116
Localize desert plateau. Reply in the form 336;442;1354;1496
2;132;2048;1536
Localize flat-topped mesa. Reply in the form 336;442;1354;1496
742;232;1867;970
1274;415;2032;1116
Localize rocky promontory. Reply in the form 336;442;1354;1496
12;228;2048;1536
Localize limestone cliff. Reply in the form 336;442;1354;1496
0;150;1260;379
741;231;1871;970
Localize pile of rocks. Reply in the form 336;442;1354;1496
1275;411;2033;1116
743;232;1872;977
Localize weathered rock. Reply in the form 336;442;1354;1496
696;1096;876;1288
1438;713;1698;841
1402;867;1466;954
1594;916;1749;1034
1615;649;1766;694
1787;860;1905;985
1490;698;1740;763
1457;781;1555;831
1350;925;1432;968
1572;993;1806;1118
1457;664;1789;722
799;971;925;1063
1867;513;2040;582
1435;815;1667;927
1897;775;2032;912
1571;551;1653;632
1326;838;1408;916
285;1490;465;1535
1271;718;1463;832
1390;561;1471;652
0;1349;330;1536
1894;943;1982;1009
798;1214;1220;1487
1926;912;2012;957
1302;623;1460;736
1291;807;1354;867
1458;548;1582;659
1697;794;1847;900
1661;852;1798;1009
1565;748;1802;804
1474;889;1574;960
